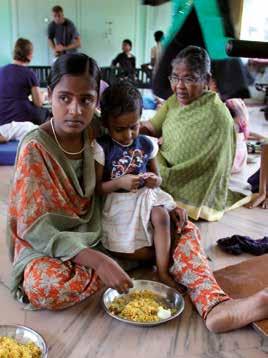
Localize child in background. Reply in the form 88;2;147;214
225;98;268;208
111;39;136;81
94;82;183;289
225;98;249;174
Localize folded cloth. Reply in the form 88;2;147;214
248;169;260;193
217;235;268;256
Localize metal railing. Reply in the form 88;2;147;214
29;65;152;89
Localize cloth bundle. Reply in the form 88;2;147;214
217;235;268;255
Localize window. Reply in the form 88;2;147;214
240;0;268;41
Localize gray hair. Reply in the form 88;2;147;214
171;46;211;77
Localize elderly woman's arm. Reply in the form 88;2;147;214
139;120;159;137
140;97;170;138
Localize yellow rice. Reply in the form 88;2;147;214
0;336;42;358
108;289;174;322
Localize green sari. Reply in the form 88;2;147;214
151;91;251;221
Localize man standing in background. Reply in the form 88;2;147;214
141;31;164;81
151;30;164;71
47;5;81;58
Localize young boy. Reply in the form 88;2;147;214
111;39;136;80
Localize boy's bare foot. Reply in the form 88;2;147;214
206;288;268;333
158;272;187;294
159;272;177;288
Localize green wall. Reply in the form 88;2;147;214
0;0;171;66
144;2;171;62
0;0;13;65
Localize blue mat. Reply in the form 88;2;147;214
142;95;157;110
0;140;19;165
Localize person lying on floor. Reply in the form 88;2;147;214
0;121;38;144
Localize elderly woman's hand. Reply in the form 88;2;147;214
170;207;188;233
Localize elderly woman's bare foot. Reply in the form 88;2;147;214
206;288;268;333
246;193;267;209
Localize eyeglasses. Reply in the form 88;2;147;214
168;75;202;85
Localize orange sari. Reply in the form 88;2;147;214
7;128;101;303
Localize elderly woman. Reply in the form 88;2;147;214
0;38;49;126
142;46;250;221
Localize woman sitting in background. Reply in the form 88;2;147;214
0;38;49;127
141;45;250;221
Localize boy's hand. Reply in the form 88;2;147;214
158;137;163;146
142;172;162;188
118;174;141;192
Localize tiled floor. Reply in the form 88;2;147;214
0;107;268;357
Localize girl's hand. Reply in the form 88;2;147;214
118;174;141;192
142;172;162;188
170;207;188;233
94;255;133;293
72;249;133;293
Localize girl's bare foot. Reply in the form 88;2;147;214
206;288;268;333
